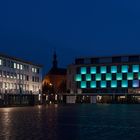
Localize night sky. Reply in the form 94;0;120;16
1;0;140;75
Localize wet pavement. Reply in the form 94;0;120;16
0;104;140;140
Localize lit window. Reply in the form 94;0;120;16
81;67;87;74
133;80;139;88
101;81;106;88
81;81;86;88
100;66;106;74
127;73;133;80
96;74;101;81
90;81;96;88
0;59;2;65
17;64;20;69
20;74;23;80
75;74;82;81
17;74;19;79
106;73;112;81
132;65;139;73
32;68;35;73
86;74;91;81
14;63;16;69
122;80;128;88
122;65;128;73
20;65;23;70
111;66;117;73
111;81;117;88
90;67;96;74
34;68;37;73
116;73;122;80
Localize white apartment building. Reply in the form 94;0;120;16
0;53;42;95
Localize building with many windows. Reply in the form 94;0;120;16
67;55;140;103
0;53;42;105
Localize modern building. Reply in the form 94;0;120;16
67;55;140;103
42;52;66;103
0;53;42;105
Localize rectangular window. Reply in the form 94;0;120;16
100;66;107;74
81;67;87;74
86;74;91;81
96;74;101;81
101;81;106;88
14;63;16;69
90;81;96;88
122;65;128;73
90;67;96;74
106;73;112;81
20;64;23;70
122;80;128;88
75;74;82;81
81;81;87;88
0;59;2;65
111;81;117;88
111;66;117;73
132;65;139;73
17;64;20;69
133;80;139;88
127;73;133;80
116;73;122;80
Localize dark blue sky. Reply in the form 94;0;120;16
0;0;140;74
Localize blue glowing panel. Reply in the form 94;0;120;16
81;67;87;74
138;73;140;80
116;73;122;80
111;66;117;73
122;65;128;73
106;73;112;81
127;73;133;80
101;81;106;88
90;81;96;88
100;66;107;74
111;81;117;88
90;67;96;74
122;80;128;88
96;74;101;81
86;74;91;81
81;81;87;88
133;80;139;88
133;65;139;73
75;74;82;81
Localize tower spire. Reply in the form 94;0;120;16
52;50;58;69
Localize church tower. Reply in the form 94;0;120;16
52;51;58;69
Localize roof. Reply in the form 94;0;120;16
75;54;140;60
48;67;66;75
0;52;43;67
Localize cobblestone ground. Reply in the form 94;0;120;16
0;104;140;140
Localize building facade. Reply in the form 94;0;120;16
42;52;66;103
0;53;42;105
67;55;140;103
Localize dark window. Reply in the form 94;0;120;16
37;68;39;74
117;81;121;87
87;67;90;74
112;74;116;80
102;74;106;80
82;75;85;81
107;81;110;88
107;66;110;73
128;80;132;87
134;73;138;80
91;58;99;64
76;67;80;74
75;59;84;64
129;56;139;62
99;57;112;64
117;65;121;73
87;81;90;88
97;66;100;73
112;57;121;63
91;75;95;81
123;73;127;80
96;81;100;88
26;75;29;81
121;56;129;62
